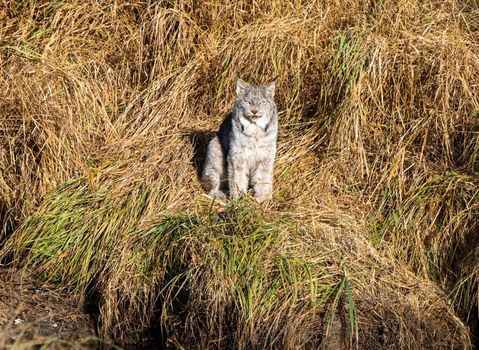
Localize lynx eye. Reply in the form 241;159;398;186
260;100;267;105
245;100;252;105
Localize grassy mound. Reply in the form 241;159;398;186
1;0;478;348
2;179;471;348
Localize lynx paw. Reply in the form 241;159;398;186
254;192;272;203
209;190;227;202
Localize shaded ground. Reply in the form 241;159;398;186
0;267;97;349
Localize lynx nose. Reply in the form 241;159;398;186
251;107;259;114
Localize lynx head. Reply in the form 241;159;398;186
234;78;276;127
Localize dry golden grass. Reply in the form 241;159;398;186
0;0;478;348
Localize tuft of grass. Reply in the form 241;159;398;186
0;327;117;350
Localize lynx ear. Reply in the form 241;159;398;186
264;81;276;99
236;78;249;96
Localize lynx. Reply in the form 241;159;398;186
201;78;278;202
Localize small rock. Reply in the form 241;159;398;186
14;318;22;325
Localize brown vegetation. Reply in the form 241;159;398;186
0;0;478;348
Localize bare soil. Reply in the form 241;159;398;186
0;267;96;348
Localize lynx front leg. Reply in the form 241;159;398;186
251;158;274;203
228;159;249;200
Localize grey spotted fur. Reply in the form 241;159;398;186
201;78;278;202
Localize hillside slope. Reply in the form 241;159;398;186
1;0;478;348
